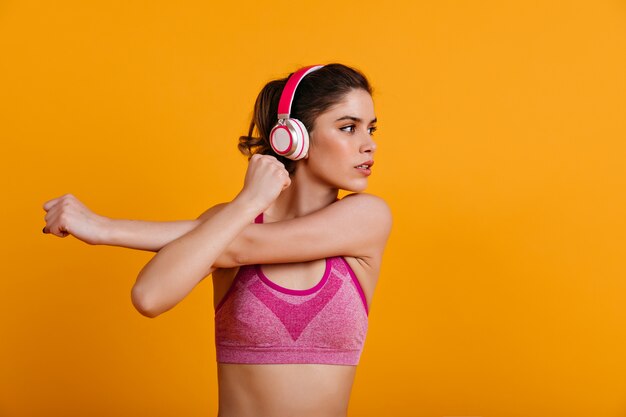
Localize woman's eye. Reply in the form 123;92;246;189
368;126;377;135
340;125;356;133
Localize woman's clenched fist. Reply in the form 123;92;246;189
42;193;108;245
236;154;291;213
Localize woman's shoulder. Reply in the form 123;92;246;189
339;192;389;206
336;193;392;225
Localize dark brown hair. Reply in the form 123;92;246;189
238;63;373;174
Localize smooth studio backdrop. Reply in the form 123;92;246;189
1;1;625;416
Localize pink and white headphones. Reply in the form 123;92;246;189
269;65;324;160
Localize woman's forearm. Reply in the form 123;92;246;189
42;193;205;252
131;153;290;317
101;218;200;252
131;196;260;318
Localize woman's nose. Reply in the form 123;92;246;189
360;134;377;153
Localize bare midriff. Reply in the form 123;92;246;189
216;363;357;417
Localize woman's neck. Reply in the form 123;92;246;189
264;168;339;221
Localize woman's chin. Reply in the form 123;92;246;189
341;181;368;193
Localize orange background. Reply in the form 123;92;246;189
2;1;626;416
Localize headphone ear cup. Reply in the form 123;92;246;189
269;118;309;161
269;123;292;156
289;118;309;161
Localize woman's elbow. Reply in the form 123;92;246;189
131;283;163;318
214;245;244;269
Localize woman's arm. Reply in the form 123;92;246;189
133;193;391;318
101;204;228;251
215;192;392;269
42;191;392;267
131;154;291;318
42;194;226;252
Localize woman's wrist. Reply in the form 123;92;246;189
231;191;267;219
100;216;203;251
94;215;114;246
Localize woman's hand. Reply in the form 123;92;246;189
42;194;109;245
235;154;291;213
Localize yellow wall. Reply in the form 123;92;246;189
2;1;625;416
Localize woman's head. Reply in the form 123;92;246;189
238;63;373;174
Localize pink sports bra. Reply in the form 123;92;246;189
214;213;369;366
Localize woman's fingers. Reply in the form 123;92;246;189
42;197;64;233
238;154;291;211
41;194;78;238
43;221;69;237
42;194;68;211
43;207;69;237
42;198;57;212
282;175;292;190
44;203;60;223
41;194;105;244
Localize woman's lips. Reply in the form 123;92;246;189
354;160;374;176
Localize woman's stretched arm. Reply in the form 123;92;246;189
42;194;227;252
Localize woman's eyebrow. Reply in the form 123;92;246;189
335;116;378;123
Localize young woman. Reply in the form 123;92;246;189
42;63;392;417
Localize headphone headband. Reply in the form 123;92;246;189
277;65;324;119
269;64;323;161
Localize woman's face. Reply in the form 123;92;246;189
303;88;377;192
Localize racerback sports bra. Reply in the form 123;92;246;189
214;213;369;366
